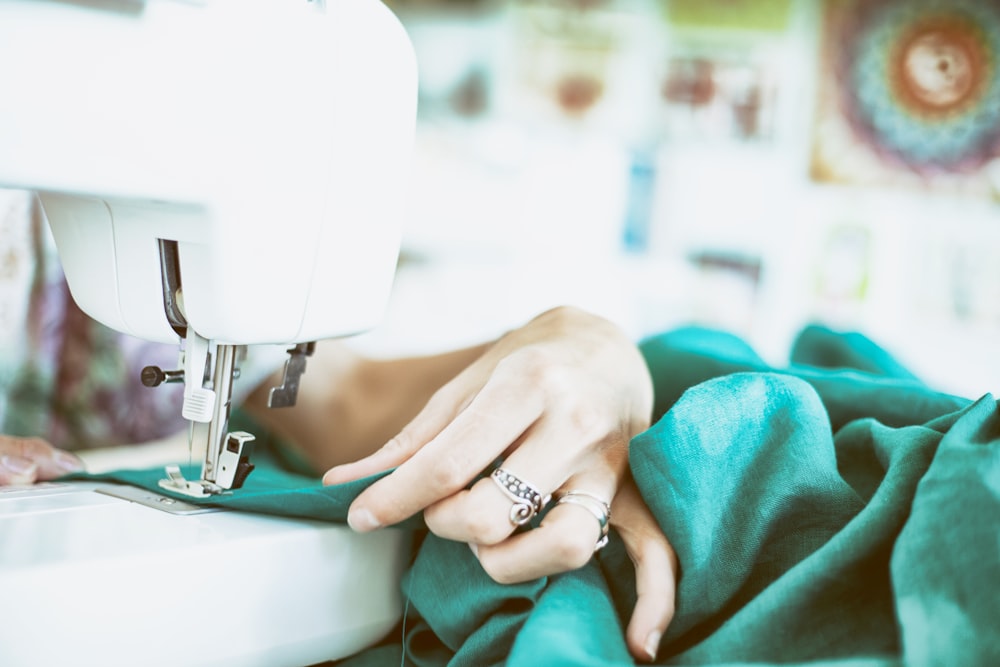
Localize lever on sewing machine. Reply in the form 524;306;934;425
269;342;316;408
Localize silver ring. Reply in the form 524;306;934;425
491;467;551;526
556;491;611;551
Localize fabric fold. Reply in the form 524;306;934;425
59;326;998;666
892;395;1000;667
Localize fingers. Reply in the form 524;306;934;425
322;387;465;486
473;474;678;664
321;432;423;487
0;436;84;486
612;480;678;663
469;476;615;583
337;371;547;531
464;472;677;664
423;415;620;544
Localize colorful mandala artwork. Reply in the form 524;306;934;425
812;0;1000;194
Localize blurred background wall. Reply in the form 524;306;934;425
354;0;1000;399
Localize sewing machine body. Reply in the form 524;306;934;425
0;0;417;661
0;480;409;667
0;0;416;345
0;0;417;494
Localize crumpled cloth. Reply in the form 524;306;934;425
68;325;1000;666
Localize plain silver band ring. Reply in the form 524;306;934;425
556;491;611;551
491;467;551;526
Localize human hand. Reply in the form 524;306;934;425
0;435;85;486
322;306;676;662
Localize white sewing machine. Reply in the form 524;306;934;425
0;0;417;664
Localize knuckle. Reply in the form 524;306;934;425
467;516;509;545
420;503;445;532
419;391;448;419
553;535;596;570
529;360;572;395
424;506;508;545
633;534;676;573
537;305;591;333
495;346;549;382
478;554;519;585
565;403;614;443
427;454;468;491
426;383;463;411
382;432;413;458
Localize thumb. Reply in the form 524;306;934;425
611;479;678;663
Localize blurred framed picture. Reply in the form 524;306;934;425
660;54;779;142
811;0;1000;196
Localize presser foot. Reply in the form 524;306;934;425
157;430;257;498
158;466;227;498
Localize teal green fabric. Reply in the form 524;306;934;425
638;326;968;430
65;326;999;666
61;409;424;528
789;324;920;382
65;459;420;527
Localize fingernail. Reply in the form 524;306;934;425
1;455;36;475
468;543;479;558
644;630;661;662
55;451;84;472
322;466;348;486
347;507;381;532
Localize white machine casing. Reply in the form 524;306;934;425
0;1;417;664
0;0;416;346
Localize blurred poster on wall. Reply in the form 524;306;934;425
511;4;619;118
503;0;658;138
660;55;779;142
657;0;790;144
811;0;1000;196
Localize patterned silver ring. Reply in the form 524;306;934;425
556;491;611;551
491;467;551;526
